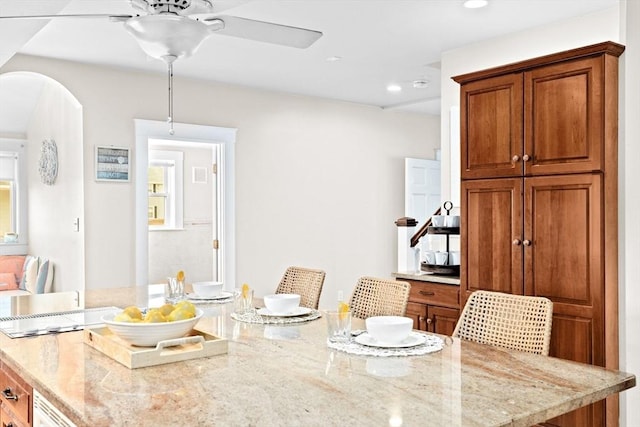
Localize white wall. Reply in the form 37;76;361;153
619;1;640;425
440;4;638;425
0;55;441;310
25;77;84;293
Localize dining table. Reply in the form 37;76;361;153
0;285;635;426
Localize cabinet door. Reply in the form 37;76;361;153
427;306;459;336
524;56;603;176
461;178;523;303
460;73;523;179
405;302;428;331
524;173;604;427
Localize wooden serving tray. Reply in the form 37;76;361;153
84;327;228;369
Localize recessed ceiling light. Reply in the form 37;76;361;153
464;0;488;8
412;79;430;89
326;56;342;62
386;84;402;93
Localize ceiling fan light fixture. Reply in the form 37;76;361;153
124;15;211;60
463;0;488;8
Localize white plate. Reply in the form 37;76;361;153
355;332;427;349
187;291;233;301
256;307;313;317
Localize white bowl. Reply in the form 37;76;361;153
103;308;203;347
263;294;301;314
365;316;413;344
192;281;224;298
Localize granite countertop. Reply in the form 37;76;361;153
393;271;460;285
0;286;635;426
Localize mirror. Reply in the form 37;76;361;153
0;72;84;296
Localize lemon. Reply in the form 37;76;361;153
338;301;350;320
241;283;250;299
175;300;196;316
122;306;143;320
158;303;175;316
176;270;185;282
168;308;194;322
144;309;167;323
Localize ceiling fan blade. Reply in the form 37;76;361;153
211;15;322;49
0;14;134;21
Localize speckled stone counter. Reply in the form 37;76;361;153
0;287;635;426
393;271;460;286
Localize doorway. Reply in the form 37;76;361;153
147;139;220;284
134;119;236;289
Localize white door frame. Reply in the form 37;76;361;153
134;119;236;289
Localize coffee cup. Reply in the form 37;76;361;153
431;215;446;227
448;251;461;266
445;215;460;228
435;251;448;265
424;250;437;265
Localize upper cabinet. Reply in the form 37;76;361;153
459;73;523;179
455;42;625;180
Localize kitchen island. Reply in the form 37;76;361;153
0;286;635;426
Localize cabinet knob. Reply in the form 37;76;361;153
523;239;532;246
426;318;433;324
419;316;425;322
512;155;520;163
513;239;522;246
522;154;531;162
2;387;18;401
419;290;436;296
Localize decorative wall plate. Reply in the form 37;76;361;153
38;139;58;185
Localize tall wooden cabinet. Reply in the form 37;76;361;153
453;41;624;427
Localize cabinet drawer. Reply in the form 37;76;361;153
408;281;459;308
0;365;31;426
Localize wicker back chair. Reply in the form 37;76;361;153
275;266;326;309
348;276;411;319
453;290;553;356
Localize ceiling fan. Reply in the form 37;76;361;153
1;0;323;133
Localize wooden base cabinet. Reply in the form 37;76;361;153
0;362;32;427
404;280;459;336
454;42;624;427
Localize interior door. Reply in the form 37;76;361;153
404;157;441;225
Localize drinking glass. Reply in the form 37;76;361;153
326;310;352;343
165;277;185;303
234;288;255;315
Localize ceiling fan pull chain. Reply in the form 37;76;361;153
168;60;174;135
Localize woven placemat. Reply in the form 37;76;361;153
327;331;444;357
231;309;322;324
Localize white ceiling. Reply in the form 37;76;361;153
0;0;619;135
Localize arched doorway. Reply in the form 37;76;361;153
0;71;85;294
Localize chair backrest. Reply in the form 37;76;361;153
452;290;553;356
275;266;326;309
348;276;411;319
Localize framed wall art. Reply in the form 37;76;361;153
95;145;130;182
